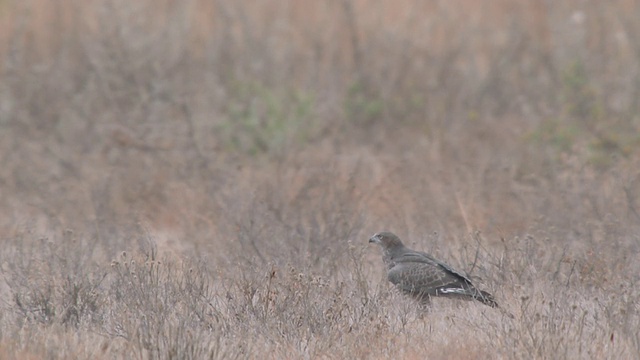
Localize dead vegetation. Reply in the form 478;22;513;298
0;0;639;359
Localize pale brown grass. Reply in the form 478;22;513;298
1;0;639;359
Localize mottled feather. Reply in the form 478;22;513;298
369;231;498;307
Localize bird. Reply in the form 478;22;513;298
369;231;498;308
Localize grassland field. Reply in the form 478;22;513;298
0;1;639;359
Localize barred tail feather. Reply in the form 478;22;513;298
475;290;498;308
437;286;498;308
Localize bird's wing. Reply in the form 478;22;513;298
387;260;461;295
386;248;498;307
394;251;474;283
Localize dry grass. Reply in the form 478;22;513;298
1;0;640;359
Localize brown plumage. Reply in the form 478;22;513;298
369;231;498;307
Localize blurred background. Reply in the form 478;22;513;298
1;1;640;358
1;0;638;255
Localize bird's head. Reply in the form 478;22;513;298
369;232;404;249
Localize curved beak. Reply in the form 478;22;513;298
368;233;380;243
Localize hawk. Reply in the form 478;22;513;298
369;231;498;307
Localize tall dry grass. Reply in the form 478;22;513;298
0;0;639;359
